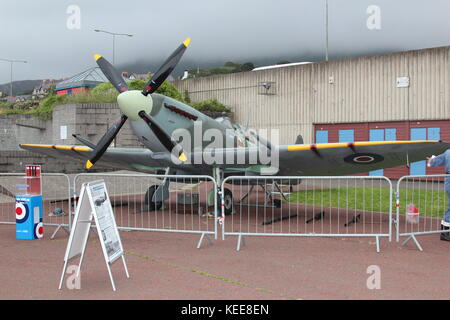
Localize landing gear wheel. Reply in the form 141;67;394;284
145;185;163;211
221;188;233;216
273;198;282;208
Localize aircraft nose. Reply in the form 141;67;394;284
117;90;153;121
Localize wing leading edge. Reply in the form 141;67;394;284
19;144;167;173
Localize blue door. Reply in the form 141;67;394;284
369;129;385;176
339;129;354;143
316;130;328;144
410;128;427;175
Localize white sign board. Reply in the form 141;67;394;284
58;180;129;291
60;125;67;140
396;76;410;88
89;181;123;263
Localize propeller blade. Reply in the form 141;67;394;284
85;115;128;169
138;111;187;162
94;54;128;93
142;38;191;96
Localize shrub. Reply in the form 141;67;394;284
189;98;230;113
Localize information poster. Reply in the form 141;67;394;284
88;181;123;263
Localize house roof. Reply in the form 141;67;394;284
55;67;106;90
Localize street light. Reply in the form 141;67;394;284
0;58;27;97
94;29;133;65
325;0;329;61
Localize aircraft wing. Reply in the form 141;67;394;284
277;140;450;176
20;140;450;177
19;143;269;174
19;144;170;173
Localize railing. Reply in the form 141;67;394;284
221;175;393;252
73;173;218;248
395;174;450;251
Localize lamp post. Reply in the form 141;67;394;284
94;29;133;65
0;58;28;97
325;0;329;61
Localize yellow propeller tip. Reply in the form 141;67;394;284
86;160;94;169
183;38;191;47
93;54;102;61
179;152;187;162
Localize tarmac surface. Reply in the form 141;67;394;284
1;221;450;300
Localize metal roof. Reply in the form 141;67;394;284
55;67;106;90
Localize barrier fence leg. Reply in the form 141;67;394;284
375;236;380;253
196;232;212;249
50;225;70;240
401;235;423;251
236;234;246;251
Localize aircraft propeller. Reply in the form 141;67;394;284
85;38;190;169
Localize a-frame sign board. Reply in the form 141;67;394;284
58;180;129;291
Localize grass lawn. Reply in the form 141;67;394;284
288;186;448;218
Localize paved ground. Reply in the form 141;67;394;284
0;221;449;300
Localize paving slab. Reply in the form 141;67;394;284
0;222;449;300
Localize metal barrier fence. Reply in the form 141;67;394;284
4;170;448;252
221;176;393;252
395;174;450;251
73;173;218;248
0;173;71;238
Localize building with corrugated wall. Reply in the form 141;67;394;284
174;46;450;178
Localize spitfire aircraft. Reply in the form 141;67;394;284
20;38;450;214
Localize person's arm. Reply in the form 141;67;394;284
428;153;446;167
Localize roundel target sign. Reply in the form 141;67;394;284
34;222;44;239
15;201;29;223
344;153;384;165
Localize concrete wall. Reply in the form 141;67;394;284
174;46;450;145
52;103;142;148
0;150;87;173
0;103;143;173
0;114;52;150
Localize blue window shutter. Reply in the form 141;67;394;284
339;129;354;143
315;130;329;143
410;128;427;176
385;128;397;141
428;127;440;141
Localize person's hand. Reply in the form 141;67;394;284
427;155;436;167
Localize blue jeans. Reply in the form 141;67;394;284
445;180;450;224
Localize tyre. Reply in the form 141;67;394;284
220;188;233;216
144;185;163;211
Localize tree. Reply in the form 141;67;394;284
240;62;254;71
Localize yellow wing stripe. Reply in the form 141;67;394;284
287;140;439;152
20;144;91;152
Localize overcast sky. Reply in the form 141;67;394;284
1;0;450;84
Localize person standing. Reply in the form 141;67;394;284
427;150;450;242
